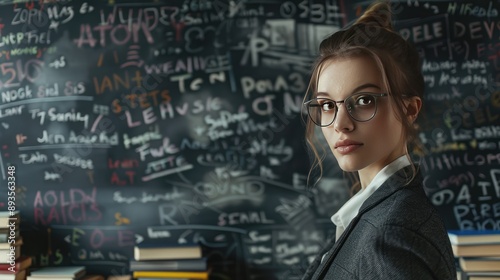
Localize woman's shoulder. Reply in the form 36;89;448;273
363;182;444;231
357;165;449;235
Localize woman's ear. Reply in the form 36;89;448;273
405;96;422;123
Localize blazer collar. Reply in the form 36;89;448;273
309;166;420;280
358;165;420;214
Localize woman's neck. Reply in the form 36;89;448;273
358;153;408;189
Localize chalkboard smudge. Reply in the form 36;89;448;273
19;143;111;151
0;96;93;110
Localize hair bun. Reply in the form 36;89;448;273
355;2;394;32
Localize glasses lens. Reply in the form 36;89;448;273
346;94;377;121
307;99;336;126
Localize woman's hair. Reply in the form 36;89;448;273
304;1;424;194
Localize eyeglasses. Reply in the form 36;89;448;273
304;92;388;127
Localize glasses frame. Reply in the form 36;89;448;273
304;92;388;127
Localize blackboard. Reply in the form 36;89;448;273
0;0;498;279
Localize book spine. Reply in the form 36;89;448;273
130;259;206;271
133;271;208;279
0;263;19;271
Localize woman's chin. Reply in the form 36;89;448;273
335;155;370;172
337;162;361;173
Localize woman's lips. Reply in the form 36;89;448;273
334;139;363;155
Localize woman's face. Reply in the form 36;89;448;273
316;55;406;181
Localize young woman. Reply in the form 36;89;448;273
302;2;456;279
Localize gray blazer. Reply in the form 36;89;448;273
302;167;456;280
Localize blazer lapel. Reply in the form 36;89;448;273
309;166;419;280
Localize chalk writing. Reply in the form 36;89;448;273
0;1;498;277
33;188;102;226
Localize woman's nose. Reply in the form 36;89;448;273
333;104;355;132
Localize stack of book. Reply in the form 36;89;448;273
131;241;209;280
448;230;500;280
0;256;31;280
0;211;31;280
27;266;86;280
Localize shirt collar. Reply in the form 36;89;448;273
331;155;411;229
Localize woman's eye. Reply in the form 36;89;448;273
356;96;374;106
321;102;335;111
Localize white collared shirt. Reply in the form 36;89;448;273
331;155;411;241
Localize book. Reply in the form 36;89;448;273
452;243;500;257
465;271;500;280
0;256;32;272
0;269;26;280
449;230;500;245
27;266;85;280
134;242;202;261
106;276;131;280
460;257;500;272
80;276;105;280
132;270;209;279
0;212;19;228
129;257;207;271
0;246;20;263
136;278;190;280
0;229;19;243
0;237;22;250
